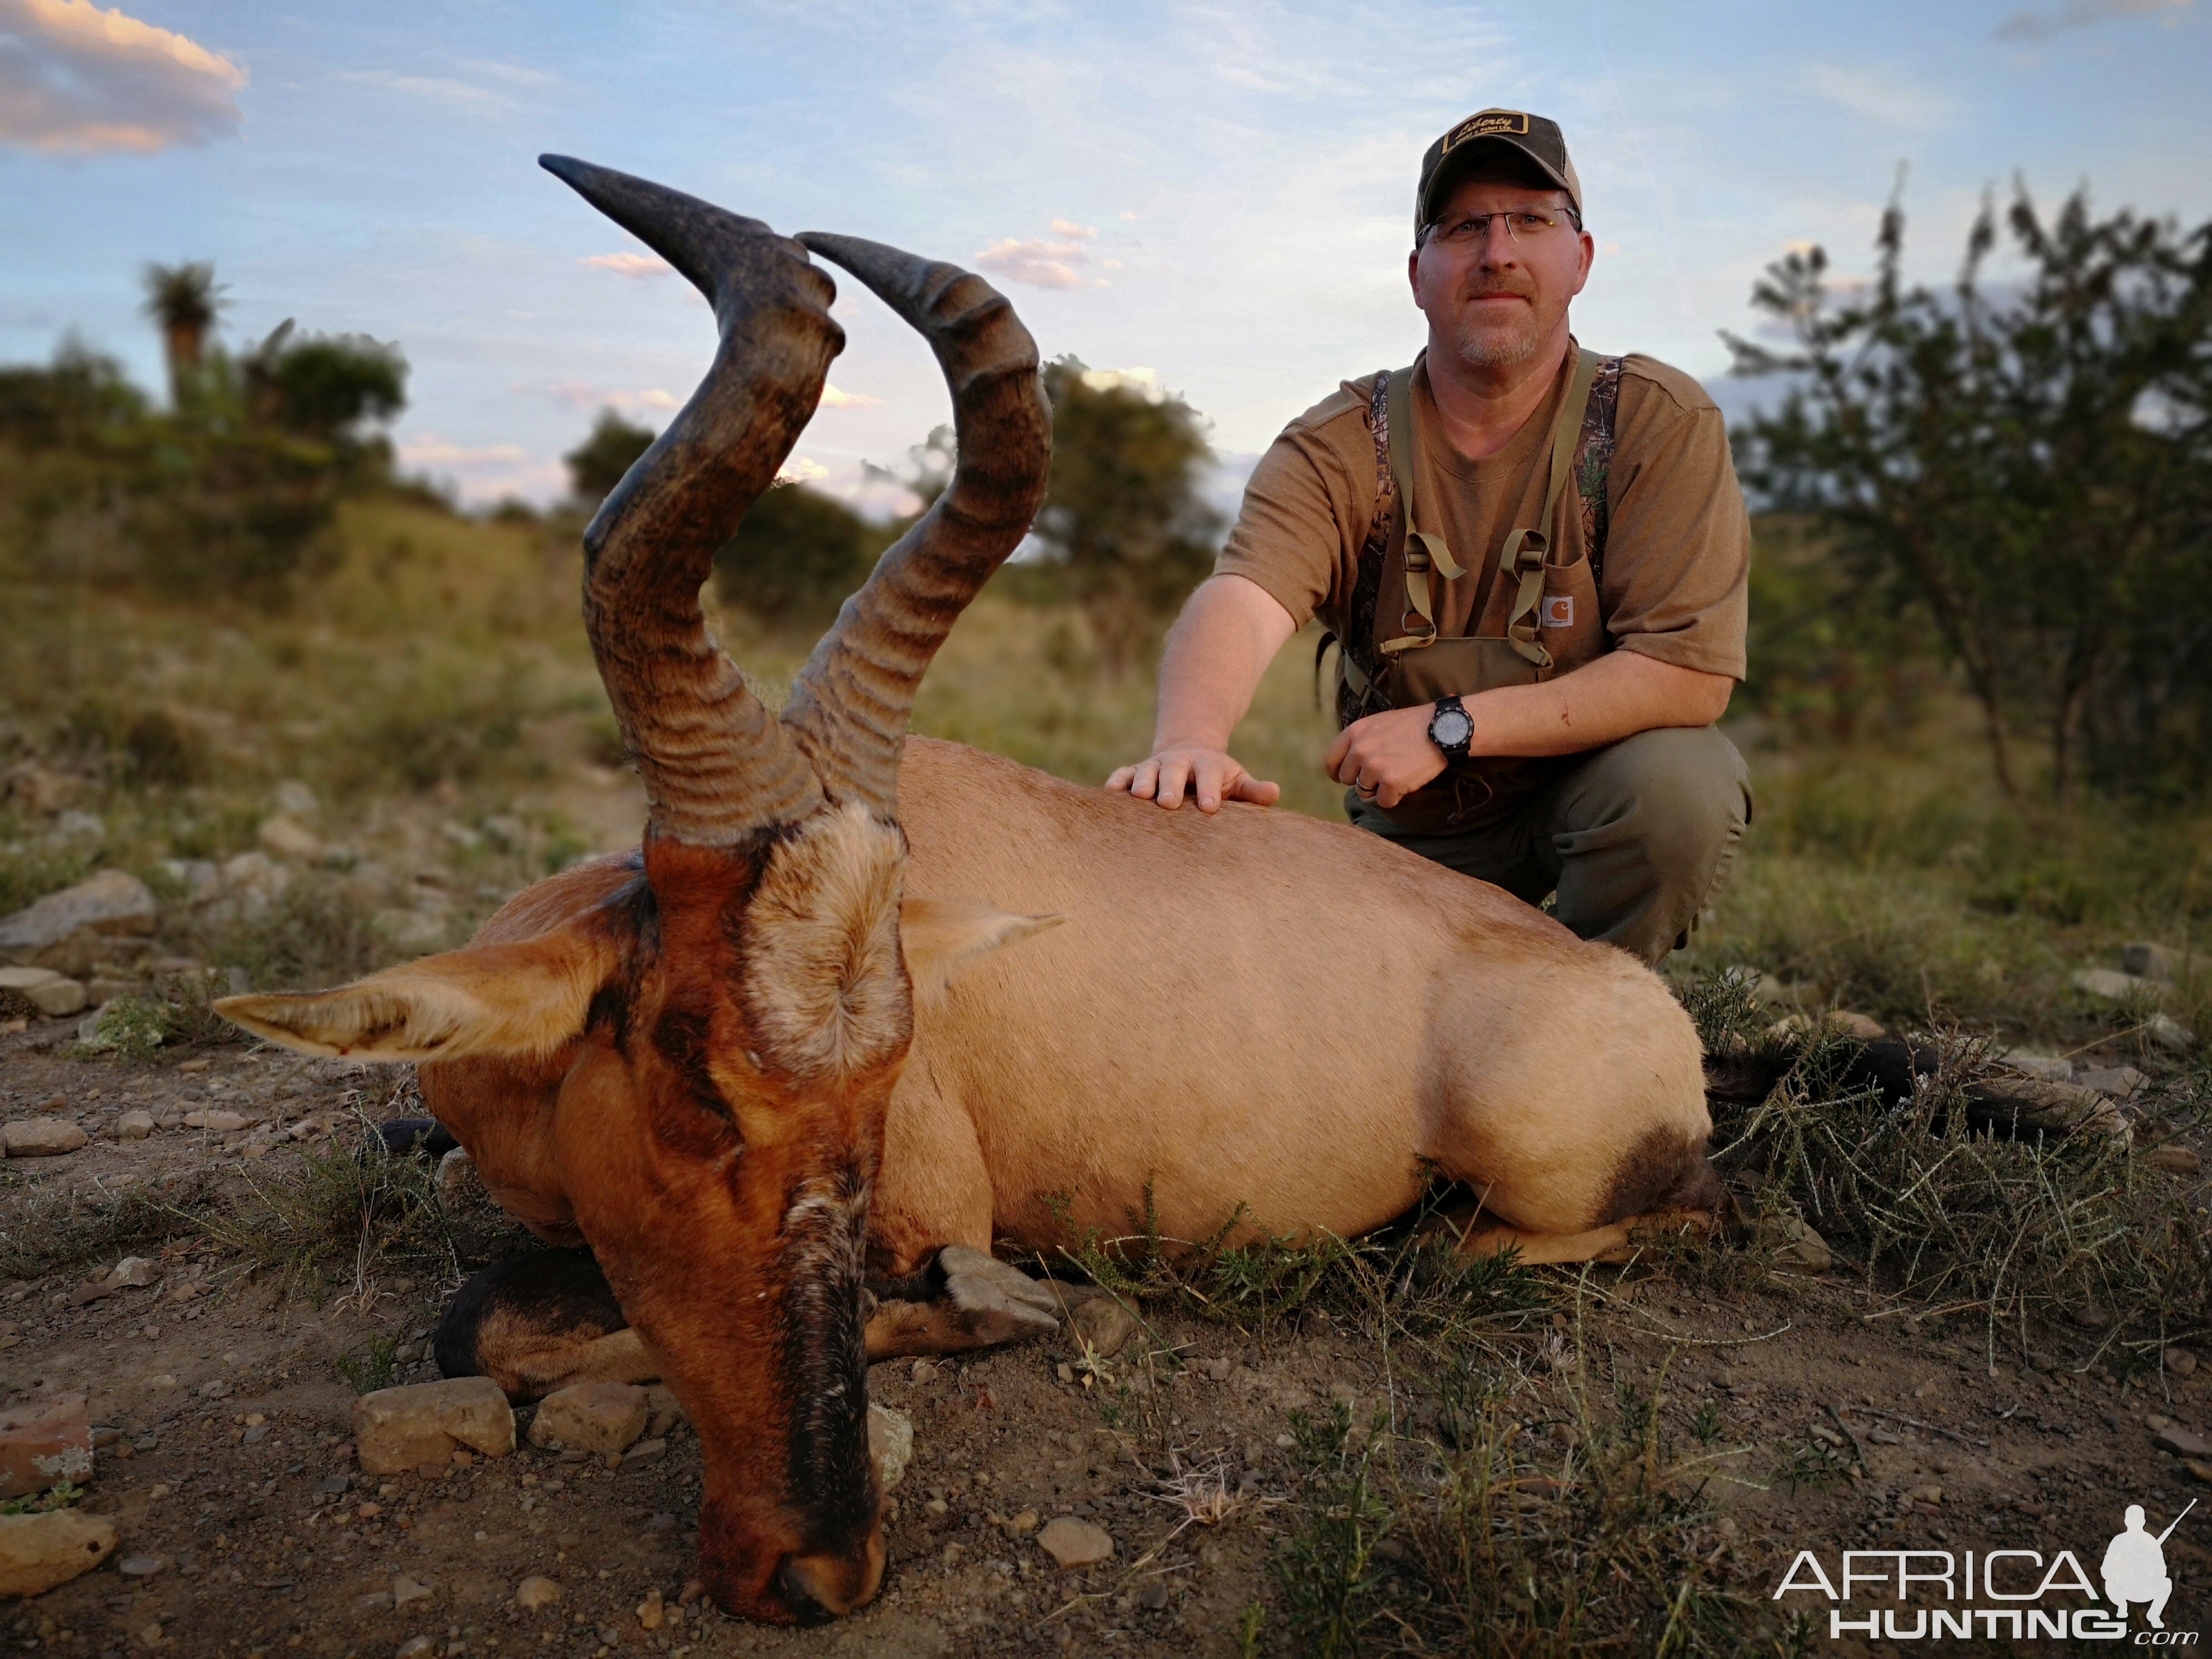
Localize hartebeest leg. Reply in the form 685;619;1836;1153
435;1249;662;1402
863;1245;1060;1361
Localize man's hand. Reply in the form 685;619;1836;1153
1323;705;1446;809
1107;746;1281;813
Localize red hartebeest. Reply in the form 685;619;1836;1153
219;157;1725;1624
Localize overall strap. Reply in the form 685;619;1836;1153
1380;348;1600;661
1499;346;1599;669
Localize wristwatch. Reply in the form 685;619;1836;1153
1427;695;1473;763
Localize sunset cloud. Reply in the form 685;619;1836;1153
818;383;881;410
0;0;245;153
976;235;1104;290
582;251;672;278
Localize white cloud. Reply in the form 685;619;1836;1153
338;69;513;114
583;251;672;278
399;435;530;468
525;380;676;414
818;383;881;409
1079;366;1164;402
0;0;244;154
974;235;1104;290
776;455;829;484
1049;217;1097;239
1804;63;1953;131
1996;0;2192;39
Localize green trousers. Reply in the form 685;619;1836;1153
1347;725;1752;966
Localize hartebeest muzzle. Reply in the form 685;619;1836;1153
217;154;1050;1624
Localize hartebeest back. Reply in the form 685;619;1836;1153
219;159;1726;1628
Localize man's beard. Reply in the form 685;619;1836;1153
1444;288;1547;370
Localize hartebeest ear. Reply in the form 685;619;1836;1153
214;929;626;1062
899;898;1062;1002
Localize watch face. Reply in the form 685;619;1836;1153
1433;708;1473;748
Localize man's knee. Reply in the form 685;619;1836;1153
1556;726;1749;869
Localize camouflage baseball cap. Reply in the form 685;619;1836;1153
1416;109;1582;235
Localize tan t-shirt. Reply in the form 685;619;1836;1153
1215;345;1749;680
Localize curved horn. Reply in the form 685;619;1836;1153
541;154;834;843
779;235;1051;820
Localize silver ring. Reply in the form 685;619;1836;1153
1356;780;1379;798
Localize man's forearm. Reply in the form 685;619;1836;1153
1152;574;1299;748
1464;648;1733;758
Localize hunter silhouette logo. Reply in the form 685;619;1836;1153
2106;1500;2192;1631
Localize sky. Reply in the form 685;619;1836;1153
3;0;2209;510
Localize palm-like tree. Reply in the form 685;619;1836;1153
141;261;227;399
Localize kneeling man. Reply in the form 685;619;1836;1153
1109;108;1751;965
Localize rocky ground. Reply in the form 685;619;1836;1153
3;1014;2210;1657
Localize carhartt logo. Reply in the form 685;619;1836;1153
1444;111;1529;153
1541;595;1574;628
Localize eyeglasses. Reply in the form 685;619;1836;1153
1424;207;1583;248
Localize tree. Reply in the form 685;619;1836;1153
1030;359;1221;672
141;261;226;402
714;482;888;631
565;409;657;502
1728;184;2212;801
241;321;408;440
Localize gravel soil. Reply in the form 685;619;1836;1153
4;1025;2209;1656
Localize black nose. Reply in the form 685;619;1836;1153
774;1554;837;1626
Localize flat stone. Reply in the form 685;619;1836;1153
515;1574;564;1610
1754;1216;1833;1274
2;1118;88;1157
116;1554;165;1578
256;814;324;863
2123;942;2182;983
108;1257;159;1289
527;1382;647;1456
0;966;63;994
2002;1051;2073;1083
620;1438;667;1468
1037;1516;1114;1569
352;1377;515;1476
1069;1293;1141;1359
392;1571;434;1606
2146;1144;2203;1176
2154;1425;2212;1458
183;1109;253;1133
642;1385;686;1440
0;1509;118;1596
23;978;86;1017
395;1639;435;1659
2074;967;2160;1004
869;1403;913;1491
0;870;158;976
2077;1066;2152;1099
0;1392;92;1500
2149;1014;2196;1054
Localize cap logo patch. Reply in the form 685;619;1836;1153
1444;111;1529;153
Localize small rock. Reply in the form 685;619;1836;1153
636;1587;664;1631
1205;1356;1234;1381
113;1110;155;1141
2167;1349;2199;1379
2072;1304;2112;1331
2002;1051;2073;1083
1827;1011;1886;1041
434;1146;482;1201
116;1554;166;1578
515;1574;564;1610
621;1437;667;1468
0;869;158;976
183;1109;253;1133
85;977;134;1007
1069;1294;1141;1358
2078;1065;2152;1099
2186;1459;2212;1485
2074;967;2160;1004
2;1117;88;1157
2149;1014;2196;1054
2154;1425;2212;1458
870;1403;914;1491
392;1571;433;1606
2146;1144;2203;1176
2123;942;2182;983
352;1591;391;1616
22;978;88;1017
1008;1509;1039;1535
0;1391;93;1500
256;814;324;864
352;1377;516;1476
108;1257;159;1289
1136;1578;1170;1611
0;1508;118;1596
643;1512;677;1536
527;1382;647;1456
395;1639;435;1659
1905;1483;1943;1506
1754;1216;1833;1274
1038;1516;1114;1569
642;1384;685;1440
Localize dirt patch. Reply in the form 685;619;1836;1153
4;1025;2209;1655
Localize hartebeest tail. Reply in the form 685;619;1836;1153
220;158;1052;1625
